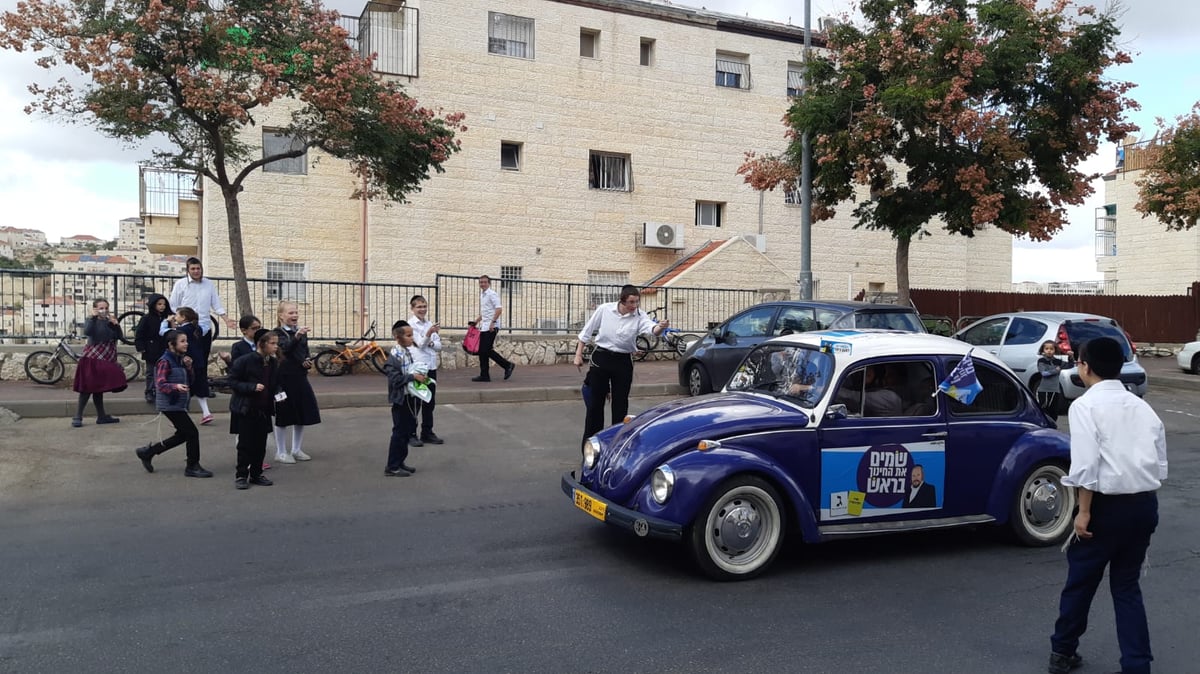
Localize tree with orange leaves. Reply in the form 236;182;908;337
1;0;466;316
775;0;1137;304
1136;103;1200;231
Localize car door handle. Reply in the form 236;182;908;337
921;431;947;439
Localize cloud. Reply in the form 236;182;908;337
0;151;135;242
1012;245;1103;284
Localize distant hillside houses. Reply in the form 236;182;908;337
60;234;106;250
0;226;47;249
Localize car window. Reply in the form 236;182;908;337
853;311;923;332
815;309;842;329
725;306;777;338
728;344;834;407
1003;317;1046;346
774;306;817;335
832;360;936;418
959;317;1009;346
1063;320;1133;361
946;360;1020;416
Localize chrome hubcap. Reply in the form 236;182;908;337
714;499;762;556
1025;475;1061;528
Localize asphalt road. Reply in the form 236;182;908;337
1;392;1198;673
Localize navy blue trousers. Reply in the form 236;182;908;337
1051;491;1158;673
386;402;417;472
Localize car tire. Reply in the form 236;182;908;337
1010;463;1076;546
686;362;711;397
689;476;786;581
1191;353;1200;375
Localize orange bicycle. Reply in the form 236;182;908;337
313;320;388;376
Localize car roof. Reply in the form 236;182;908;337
768;329;1008;369
750;300;918;313
970;311;1113;323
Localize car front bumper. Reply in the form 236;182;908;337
1178;343;1200;372
561;472;683;542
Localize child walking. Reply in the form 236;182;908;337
1036;340;1065;419
228;328;280;490
72;298;126;428
134;330;212;478
134;293;172;404
383;320;425;477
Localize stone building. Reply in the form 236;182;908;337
147;0;1013;326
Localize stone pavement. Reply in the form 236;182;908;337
0;354;1193;421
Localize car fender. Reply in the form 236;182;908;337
631;446;820;544
984;427;1070;523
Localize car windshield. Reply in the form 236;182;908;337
1064;321;1133;361
727;344;835;407
854;311;924;332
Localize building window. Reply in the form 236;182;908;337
784;179;802;206
589;151;631;192
587;270;630;309
715;52;750;90
696;201;723;228
262;130;307;175
500;265;523;294
265;260;308;302
580;28;599;58
640;38;655;66
501;142;522;171
787;61;803;97
488;11;534;59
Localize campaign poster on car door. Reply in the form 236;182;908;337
820;442;944;521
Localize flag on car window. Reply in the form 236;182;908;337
938;351;983;404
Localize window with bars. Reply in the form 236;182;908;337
265;260;308;302
587;270;629;309
784;179;802;206
262;130;307;175
696;201;723;228
488;11;534;59
715;52;751;90
500;265;523;294
787;61;803;97
588;151;631;191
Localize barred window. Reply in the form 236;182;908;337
587;270;629;309
262;130;307;175
488;12;534;59
500;265;523;295
265;260;308;302
589;151;631;192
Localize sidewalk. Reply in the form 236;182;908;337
0;359;687;419
0;355;1192;420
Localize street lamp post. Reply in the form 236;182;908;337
798;0;814;300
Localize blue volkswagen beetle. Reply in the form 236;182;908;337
562;331;1076;580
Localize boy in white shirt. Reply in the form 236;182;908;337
407;295;444;445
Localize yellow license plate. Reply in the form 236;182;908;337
573;489;607;522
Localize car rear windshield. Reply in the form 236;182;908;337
1064;321;1132;361
853;311;924;332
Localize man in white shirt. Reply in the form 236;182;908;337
1049;337;1167;674
471;275;515;382
169;257;238;394
407;294;444;446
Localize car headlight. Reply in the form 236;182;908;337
651;465;675;504
583;437;601;470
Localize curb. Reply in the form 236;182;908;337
0;383;689;420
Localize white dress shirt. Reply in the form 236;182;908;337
408;314;442;370
576;302;659;353
169;276;227;335
479;288;502;331
1063;379;1168;494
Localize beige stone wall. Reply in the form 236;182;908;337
200;0;1013;310
1102;171;1200;295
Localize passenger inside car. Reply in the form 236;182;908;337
835;365;904;417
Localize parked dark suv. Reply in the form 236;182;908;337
677;300;925;395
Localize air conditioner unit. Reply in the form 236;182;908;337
642;222;684;249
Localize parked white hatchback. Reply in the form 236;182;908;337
1177;340;1200;374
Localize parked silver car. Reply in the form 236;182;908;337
953;311;1147;406
1178;340;1200;374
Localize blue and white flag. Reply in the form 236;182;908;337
937;351;983;404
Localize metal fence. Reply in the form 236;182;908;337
0;270;771;343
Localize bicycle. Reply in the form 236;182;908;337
1134;342;1176;358
633;307;701;361
313;321;388;376
24;336;142;385
116;309;219;346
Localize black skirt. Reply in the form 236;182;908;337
275;369;321;427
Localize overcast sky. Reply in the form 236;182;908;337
1;0;1196;283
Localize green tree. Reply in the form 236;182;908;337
1135;103;1200;230
778;0;1137;303
0;256;26;270
2;0;465;316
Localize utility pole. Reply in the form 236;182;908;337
798;0;814;300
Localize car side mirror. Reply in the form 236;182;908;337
825;403;848;421
722;332;738;346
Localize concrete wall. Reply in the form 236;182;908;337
1102;171;1200;295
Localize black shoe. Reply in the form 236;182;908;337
384;468;412;477
1048;652;1083;674
421;432;444;445
96;415;120;425
207;392;217;398
185;464;214;478
235;477;249;490
71;417;83;428
471;375;491;382
409;434;424;447
400;463;417;474
248;475;274;486
135;446;155;473
504;364;516;380
144;394;156;404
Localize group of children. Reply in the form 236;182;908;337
121;296;435;487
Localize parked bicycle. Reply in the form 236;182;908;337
314;320;387;376
24;336;142;385
116;309;220;346
632;307;700;361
